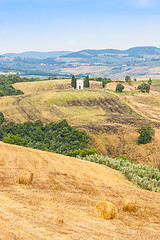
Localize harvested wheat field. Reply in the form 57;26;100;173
0;142;160;240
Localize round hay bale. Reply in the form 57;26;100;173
123;196;137;212
19;170;33;185
95;201;117;220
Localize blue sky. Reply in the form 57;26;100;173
0;0;160;53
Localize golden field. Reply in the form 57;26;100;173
0;142;159;239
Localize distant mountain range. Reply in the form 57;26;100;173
3;46;160;59
1;46;160;78
3;51;72;59
61;46;160;58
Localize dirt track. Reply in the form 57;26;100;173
0;142;160;239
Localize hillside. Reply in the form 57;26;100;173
0;79;160;167
1;46;160;78
0;142;160;239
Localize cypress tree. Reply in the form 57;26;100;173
71;75;76;88
84;75;89;88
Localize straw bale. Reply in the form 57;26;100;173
123;196;137;212
19;170;33;185
95;201;117;220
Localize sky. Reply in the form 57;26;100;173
0;0;160;53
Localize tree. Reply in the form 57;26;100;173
148;78;152;85
125;75;131;84
0;112;4;125
134;78;137;82
84;75;90;88
137;126;155;144
71;75;76;89
102;78;112;88
138;83;150;93
116;84;124;92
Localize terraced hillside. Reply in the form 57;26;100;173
0;142;160;239
0;79;160;166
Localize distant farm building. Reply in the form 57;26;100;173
76;78;84;89
106;82;137;91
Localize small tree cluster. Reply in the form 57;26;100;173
138;83;150;93
102;78;112;88
125;76;131;85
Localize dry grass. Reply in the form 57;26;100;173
0;142;160;239
19;170;33;185
95;201;118;220
0;79;160;168
122;196;137;212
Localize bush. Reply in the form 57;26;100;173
137;126;155;144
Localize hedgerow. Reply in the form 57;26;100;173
80;154;160;192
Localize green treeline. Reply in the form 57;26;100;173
0;119;89;156
0;75;24;96
0;74;59;97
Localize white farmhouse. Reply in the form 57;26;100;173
76;78;84;89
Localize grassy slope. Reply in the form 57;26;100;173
0;142;160;239
0;79;160;167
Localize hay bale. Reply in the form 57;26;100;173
123;196;137;212
19;170;33;185
95;201;117;220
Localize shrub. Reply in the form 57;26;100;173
137;126;155;144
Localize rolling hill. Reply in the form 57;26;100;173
0;79;160;168
61;46;160;58
0;141;160;239
1;46;160;78
3;51;72;59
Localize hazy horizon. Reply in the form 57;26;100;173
1;0;160;54
1;45;160;55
